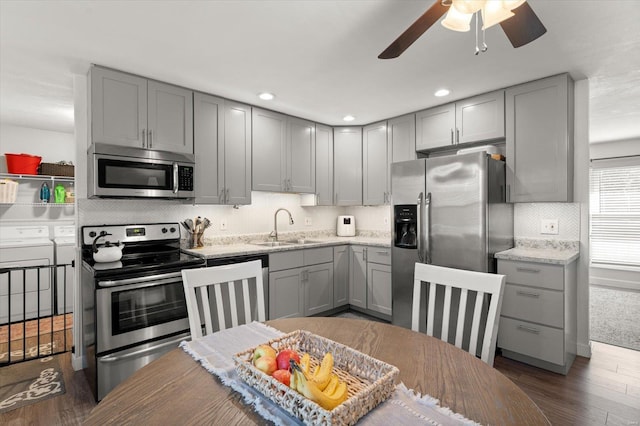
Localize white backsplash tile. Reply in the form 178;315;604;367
514;203;580;241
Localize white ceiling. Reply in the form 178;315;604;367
1;0;639;144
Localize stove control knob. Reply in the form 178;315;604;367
170;227;176;233
162;227;168;233
89;231;97;238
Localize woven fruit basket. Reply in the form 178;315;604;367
233;330;399;426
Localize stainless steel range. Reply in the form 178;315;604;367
81;223;205;401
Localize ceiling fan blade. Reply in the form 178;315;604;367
500;2;547;48
378;1;449;59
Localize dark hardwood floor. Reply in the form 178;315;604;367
2;342;638;425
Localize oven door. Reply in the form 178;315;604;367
95;271;190;353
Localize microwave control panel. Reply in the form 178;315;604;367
178;166;194;191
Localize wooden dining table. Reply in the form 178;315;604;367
84;317;549;425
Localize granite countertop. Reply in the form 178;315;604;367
182;235;390;260
495;239;580;265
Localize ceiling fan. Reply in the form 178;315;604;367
378;0;546;59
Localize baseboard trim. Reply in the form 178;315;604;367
577;341;592;358
72;353;85;371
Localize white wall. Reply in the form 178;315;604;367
0;123;75;171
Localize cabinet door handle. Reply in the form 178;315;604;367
225;188;230;204
450;129;454;145
363;248;367;261
517;325;541;334
219;189;224;204
376;250;389;256
516;290;541;298
456;128;460;144
516;267;541;274
506;184;511;203
142;129;146;148
149;130;153;148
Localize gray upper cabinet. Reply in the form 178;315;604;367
194;95;251;205
334;127;363;206
416;90;505;151
252;108;287;192
363;121;389;205
388;113;416;163
288;117;316;193
90;66;193;154
416;103;455;151
315;124;334;206
252;108;315;193
224;101;253;205
506;74;574;202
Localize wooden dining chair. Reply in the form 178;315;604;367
181;259;265;339
411;263;506;366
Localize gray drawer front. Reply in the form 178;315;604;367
303;247;333;266
270;250;304;272
498;317;565;365
502;284;564;328
498;260;563;291
367;247;391;265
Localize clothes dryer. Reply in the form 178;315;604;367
0;226;54;324
53;225;76;315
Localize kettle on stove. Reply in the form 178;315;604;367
92;231;124;263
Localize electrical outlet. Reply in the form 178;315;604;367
220;219;227;231
383;216;389;225
541;218;559;235
304;217;312;226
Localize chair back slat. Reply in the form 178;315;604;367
455;288;468;348
441;285;452;342
241;278;252;325
411;263;506;366
181;260;265;339
426;281;437;336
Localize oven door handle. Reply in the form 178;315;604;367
99;334;188;363
98;271;184;288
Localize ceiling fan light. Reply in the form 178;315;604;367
451;0;485;14
482;2;515;29
441;6;473;32
501;0;526;11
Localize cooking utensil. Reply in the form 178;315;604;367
92;231;124;263
202;217;211;229
180;221;192;234
185;218;194;232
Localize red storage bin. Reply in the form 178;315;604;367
5;153;42;175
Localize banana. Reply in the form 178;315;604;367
300;353;311;376
309;352;333;391
323;374;339;395
290;361;348;411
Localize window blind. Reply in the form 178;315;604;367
589;157;640;267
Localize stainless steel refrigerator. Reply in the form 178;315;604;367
391;151;513;329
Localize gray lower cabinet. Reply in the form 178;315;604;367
315;124;334;206
252;108;315;194
497;258;577;374
269;247;333;319
194;94;251;204
363;121;389;206
349;246;367;309
333;127;363;206
349;246;392;318
90;66;193;154
333;246;349;307
505;74;574;202
416;90;505;151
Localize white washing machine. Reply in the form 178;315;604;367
53;225;76;315
0;225;54;324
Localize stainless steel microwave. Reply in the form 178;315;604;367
88;143;195;199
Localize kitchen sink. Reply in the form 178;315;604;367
284;239;321;245
251;241;295;247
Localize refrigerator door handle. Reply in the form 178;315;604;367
417;192;424;263
424;192;431;264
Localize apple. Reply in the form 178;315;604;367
254;355;277;376
252;344;277;363
275;349;300;371
272;369;291;386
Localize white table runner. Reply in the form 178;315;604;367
180;321;480;425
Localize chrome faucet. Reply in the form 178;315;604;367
270;208;294;241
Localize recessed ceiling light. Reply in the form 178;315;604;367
434;89;450;97
258;92;275;100
343;115;355;122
